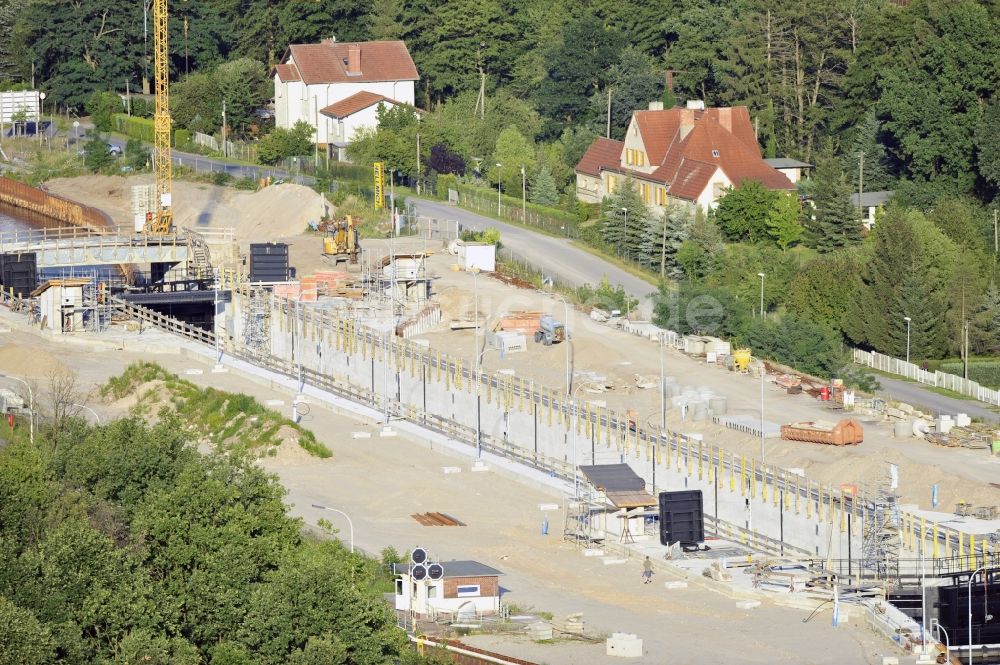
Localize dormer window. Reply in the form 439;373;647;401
712;150;720;158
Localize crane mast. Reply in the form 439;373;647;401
149;0;173;235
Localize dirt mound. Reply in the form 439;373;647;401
44;176;326;243
0;344;68;377
263;425;318;467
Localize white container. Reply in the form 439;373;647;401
893;421;911;438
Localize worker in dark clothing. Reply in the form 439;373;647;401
642;556;654;584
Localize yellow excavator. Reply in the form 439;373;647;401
321;216;360;264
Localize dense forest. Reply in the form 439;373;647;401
0;406;448;665
5;0;1000;373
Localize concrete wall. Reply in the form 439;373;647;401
227;290;981;567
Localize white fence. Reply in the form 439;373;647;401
853;348;1000;406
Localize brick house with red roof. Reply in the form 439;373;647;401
575;101;795;211
274;39;419;160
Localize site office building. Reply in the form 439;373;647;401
273;38;419;161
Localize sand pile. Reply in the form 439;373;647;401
44;176;326;243
0;344;68;377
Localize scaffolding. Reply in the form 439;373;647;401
563;488;605;548
861;465;902;585
240;286;271;357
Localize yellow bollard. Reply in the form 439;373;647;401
698;441;703;480
971;533;977;568
958;531;964;559
729;453;735;493
740;456;747;496
933;523;940;559
784;473;791;511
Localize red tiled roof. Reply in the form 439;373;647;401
274;63;300;82
284;40;419;85
576;137;624;177
576;106;793;201
319;91;409;119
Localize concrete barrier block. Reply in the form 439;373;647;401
211;364;228;373
606;633;642;658
583;549;605;557
351;432;371;439
880;658;898;665
664;581;688;590
736;600;761;610
442;466;462;474
184;369;203;375
601;558;627;565
538;503;559;511
379;426;397;437
265;399;284;407
470;461;489;472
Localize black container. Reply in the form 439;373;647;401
0;252;37;297
658;490;705;546
249;243;289;283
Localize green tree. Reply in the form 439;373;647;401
530;165;559;207
536;17;622;137
595;46;663;140
971;281;1000;354
86;91;123;132
84;134;114;173
490;126;535;194
847;108;893;192
124;139;149;172
786;249;865;332
653;282;751;338
889;267;948;360
367;0;404;41
0;596;56;665
258;121;314;164
600;180;647;260
660;205;692;279
215;58;271;137
172;71;221;135
767;192;803;249
743;316;848;378
713;181;775;243
809;155;862;252
976;97;1000;197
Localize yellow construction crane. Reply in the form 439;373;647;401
148;0;173;235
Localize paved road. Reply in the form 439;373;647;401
872;371;1000;423
411;198;659;316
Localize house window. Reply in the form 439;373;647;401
395;579;403;595
656;187;664;205
428;584;439;599
625;149;633;166
711;150;720;158
641;183;650;203
637;152;646;167
607;175;618;193
712;182;725;200
631;124;638;136
456;584;481;597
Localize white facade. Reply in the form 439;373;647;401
274;63;415;146
394;573;500;618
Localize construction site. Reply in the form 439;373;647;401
0;3;997;662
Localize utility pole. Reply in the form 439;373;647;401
125;78;132;116
415;131;421;195
606;87;612;139
221;99;227;159
994;209;998;255
857;152;865;224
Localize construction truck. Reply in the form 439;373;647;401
321;216;360;264
533;314;566;346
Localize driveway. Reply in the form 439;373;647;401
872;371;1000;423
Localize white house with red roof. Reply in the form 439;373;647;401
575;101;795;211
273;39;419;160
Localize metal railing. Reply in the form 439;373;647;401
854;348;1000;406
110;297;215;346
0;225;183;253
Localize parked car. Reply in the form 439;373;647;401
107;143;122;156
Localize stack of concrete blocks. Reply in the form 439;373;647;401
526;622;553;641
606;633;643;658
937;415;954;434
704;562;733;582
553;613;585;634
956;413;971;427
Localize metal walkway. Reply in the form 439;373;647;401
0;225;189;267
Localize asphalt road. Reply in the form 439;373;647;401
411;197;659;316
872;371;1000;423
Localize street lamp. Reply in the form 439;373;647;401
904;316;912;364
969;566;986;665
468;268;483;460
495;163;502;216
311;504;354;553
0;374;33;444
757;272;765;319
520;165;526;220
570;380;602;497
71;404;101;424
621;207;629;260
548;292;572;395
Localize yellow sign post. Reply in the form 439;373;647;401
373;162;385;209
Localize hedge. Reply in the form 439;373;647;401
112;113;185;147
939;361;1000;389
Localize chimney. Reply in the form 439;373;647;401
718;107;732;133
679;108;694;140
347;45;361;76
648;101;663;111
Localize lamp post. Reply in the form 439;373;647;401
469;268;483;459
520;165;526;220
969;566;986;665
0;374;33;444
549;293;572;395
621;207;629;260
930;619;950;658
71;404;101;425
904;316;912;364
757;272;765;319
495;163;502;215
311;504;354;553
